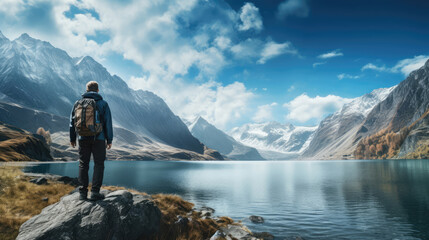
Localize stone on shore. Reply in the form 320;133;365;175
29;177;48;185
249;215;264;223
16;189;161;240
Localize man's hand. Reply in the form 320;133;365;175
70;141;76;148
107;143;112;150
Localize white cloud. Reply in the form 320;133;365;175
391;55;429;75
361;63;387;72
258;40;297;64
337;73;361;80
129;76;254;129
252;102;278;123
277;0;309;20
238;2;263;32
287;85;295;92
318;49;343;59
362;55;429;76
284;94;353;122
313;61;326;68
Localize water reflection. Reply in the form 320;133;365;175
23;160;429;240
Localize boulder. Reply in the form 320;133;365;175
197;206;215;217
30;177;48;185
16;190;162;240
249;215;264;223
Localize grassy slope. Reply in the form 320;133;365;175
0;123;52;162
0;166;242;240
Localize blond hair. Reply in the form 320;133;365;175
86;81;99;92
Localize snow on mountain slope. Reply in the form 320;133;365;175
0;31;207;155
302;86;396;159
187;117;264;160
229;121;317;155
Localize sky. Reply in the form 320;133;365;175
0;0;429;131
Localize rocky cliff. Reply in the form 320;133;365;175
353;59;429;159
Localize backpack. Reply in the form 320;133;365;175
73;98;103;136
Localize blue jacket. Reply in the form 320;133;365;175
69;92;113;144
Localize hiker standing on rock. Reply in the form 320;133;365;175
70;81;113;201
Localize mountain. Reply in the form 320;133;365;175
353;60;429;159
302;86;396;159
0;31;219;158
230;121;316;159
187;117;264;160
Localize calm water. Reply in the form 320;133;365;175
24;160;429;240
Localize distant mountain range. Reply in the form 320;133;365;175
0;31;222;160
229;122;317;159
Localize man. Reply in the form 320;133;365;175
70;81;113;201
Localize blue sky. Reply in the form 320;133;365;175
0;0;428;130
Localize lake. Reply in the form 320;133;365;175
23;159;429;240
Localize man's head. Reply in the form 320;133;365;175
86;81;99;92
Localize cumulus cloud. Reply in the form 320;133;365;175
252;102;278;123
238;2;263;32
337;73;361;80
318;49;343;59
258;40;298;64
362;55;429;76
284;94;353;122
129;77;254;129
277;0;309;20
391;55;429;75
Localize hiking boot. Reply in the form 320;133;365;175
89;192;105;201
79;192;87;200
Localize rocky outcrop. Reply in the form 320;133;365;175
16;190;161;240
397;109;429;158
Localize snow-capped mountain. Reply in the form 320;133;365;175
302;86;396;159
187;117;264;160
0;31;210;156
230;121;317;156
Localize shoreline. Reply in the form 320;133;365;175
0;165;274;240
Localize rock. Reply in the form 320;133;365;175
30;177;47;185
253;232;274;239
16;190;161;240
197;206;215;217
249;215;264;223
219;224;258;240
42;197;49;202
210;230;227;240
57;176;80;186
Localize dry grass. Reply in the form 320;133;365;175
0;168;241;240
148;194;235;240
0;166;75;240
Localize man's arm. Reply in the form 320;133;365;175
70;103;76;148
104;102;113;149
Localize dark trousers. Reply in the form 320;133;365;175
78;139;106;193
